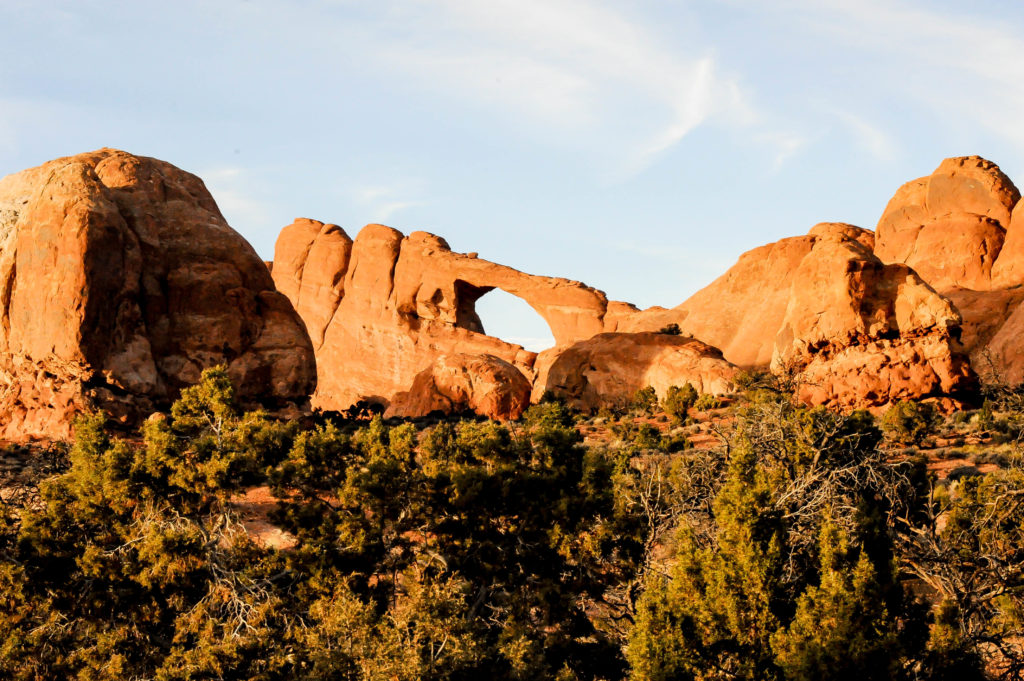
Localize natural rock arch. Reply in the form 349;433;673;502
272;222;613;411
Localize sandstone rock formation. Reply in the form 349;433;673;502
385;353;532;420
272;222;639;414
614;223;974;409
0;149;316;440
873;156;1024;383
875;156;1018;292
273;212;977;414
773;232;973;407
532;333;737;412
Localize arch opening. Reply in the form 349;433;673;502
473;288;555;352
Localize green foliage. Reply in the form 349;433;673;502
693;393;721;411
657;323;681;335
612;419;663;451
8;364;1024;679
661;384;697;424
631;386;659;416
0;367;300;680
904;467;1024;674
269;403;633;679
881;399;939;445
771;521;902;680
627;402;918;681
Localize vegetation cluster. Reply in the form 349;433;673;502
2;370;1024;679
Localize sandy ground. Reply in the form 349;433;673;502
229;486;298;550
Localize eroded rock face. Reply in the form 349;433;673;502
614;224;974;408
0;149;316;439
385;353;532;420
873;156;1024;382
773;234;974;408
532;333;737;412
274;213;976;413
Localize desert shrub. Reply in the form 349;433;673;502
657;323;681;335
660;433;691;453
969;449;1010;467
881;400;939;445
949;409;973;427
628;401;915;681
661;384;697;424
612;419;662;451
693;392;721;411
900;467;1024;676
631;386;659;415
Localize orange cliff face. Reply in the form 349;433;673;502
0;149;316;440
0;148;1002;436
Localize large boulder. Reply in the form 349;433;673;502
0;149;316;440
773;232;974;407
874;156;1019;291
992;199;1024;287
385;353;532;420
271;218;352;347
532;332;737;412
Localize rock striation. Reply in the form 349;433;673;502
0;149;316;440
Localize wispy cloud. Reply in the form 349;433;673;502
756;130;810;171
772;0;1024;151
348;181;425;223
831;110;897;161
358;0;752;177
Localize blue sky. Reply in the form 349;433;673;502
3;0;1024;350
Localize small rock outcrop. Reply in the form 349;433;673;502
532;333;737;412
0;149;316;440
385;354;532;420
773;232;974;407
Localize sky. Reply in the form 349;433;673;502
2;0;1024;350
